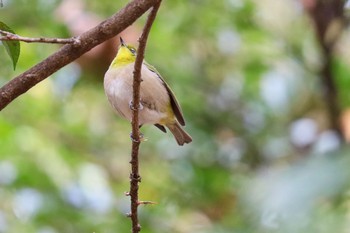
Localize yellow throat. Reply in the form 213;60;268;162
110;43;137;68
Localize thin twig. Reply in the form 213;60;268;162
0;29;79;44
129;1;161;232
0;0;159;111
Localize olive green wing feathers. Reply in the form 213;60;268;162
144;61;186;126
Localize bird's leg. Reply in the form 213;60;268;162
129;100;143;111
129;125;147;142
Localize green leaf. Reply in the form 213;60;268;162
0;21;20;70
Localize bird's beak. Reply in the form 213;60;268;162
120;37;126;47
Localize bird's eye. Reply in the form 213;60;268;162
130;48;136;54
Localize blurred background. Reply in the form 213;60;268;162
1;0;350;232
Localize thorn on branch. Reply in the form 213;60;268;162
129;173;142;182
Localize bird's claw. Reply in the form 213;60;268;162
129;100;143;111
130;132;148;143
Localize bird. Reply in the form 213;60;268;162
104;38;192;146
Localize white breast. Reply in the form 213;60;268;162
104;63;170;125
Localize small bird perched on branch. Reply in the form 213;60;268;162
104;38;192;145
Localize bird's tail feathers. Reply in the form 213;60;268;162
167;122;192;146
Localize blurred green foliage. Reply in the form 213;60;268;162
2;0;350;232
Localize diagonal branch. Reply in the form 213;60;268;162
129;1;161;232
0;0;159;111
0;29;78;44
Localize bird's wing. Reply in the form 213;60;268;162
144;61;186;126
154;123;167;133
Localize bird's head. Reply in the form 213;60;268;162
110;37;137;68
